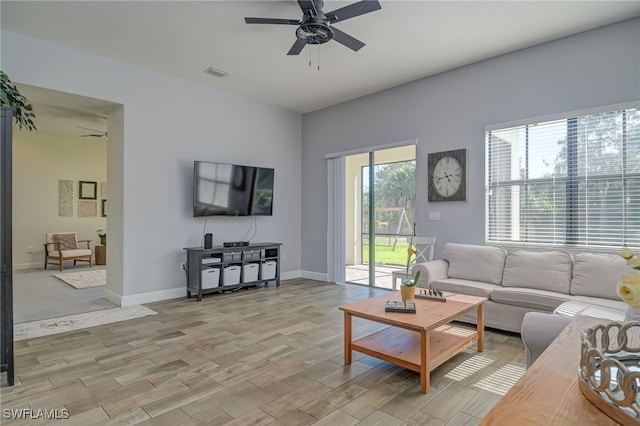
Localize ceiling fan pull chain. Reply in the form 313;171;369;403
317;44;320;71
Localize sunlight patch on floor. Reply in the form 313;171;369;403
445;355;494;381
474;362;526;395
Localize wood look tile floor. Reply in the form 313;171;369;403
1;279;525;425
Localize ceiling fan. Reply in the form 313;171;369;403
78;126;107;139
244;0;381;55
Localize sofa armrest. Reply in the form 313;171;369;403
412;260;449;288
521;312;571;369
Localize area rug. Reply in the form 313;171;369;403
14;305;157;341
53;269;106;289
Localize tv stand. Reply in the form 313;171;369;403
183;242;281;301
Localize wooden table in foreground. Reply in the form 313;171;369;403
339;292;485;393
480;315;621;426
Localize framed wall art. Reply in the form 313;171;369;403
78;200;97;217
79;181;97;200
58;179;73;217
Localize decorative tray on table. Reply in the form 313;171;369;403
578;321;640;425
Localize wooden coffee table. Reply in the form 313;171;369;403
339;291;485;393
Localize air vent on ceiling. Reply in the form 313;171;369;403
203;66;230;78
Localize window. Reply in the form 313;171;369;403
486;103;640;250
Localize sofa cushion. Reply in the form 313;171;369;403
502;250;573;294
490;287;568;312
430;278;498;299
570;252;628;300
49;249;92;257
442;243;507;285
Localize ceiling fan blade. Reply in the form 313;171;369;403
287;39;307;56
326;0;381;24
297;0;320;17
244;17;299;25
331;27;365;52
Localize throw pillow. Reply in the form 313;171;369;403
52;234;77;251
443;243;507;285
571;252;629;300
502;250;573;294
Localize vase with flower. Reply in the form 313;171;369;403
617;247;640;321
400;237;421;302
96;229;107;246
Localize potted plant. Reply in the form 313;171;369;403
400;238;421;301
0;71;36;131
96;229;106;246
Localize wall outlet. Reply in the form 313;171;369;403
26;246;33;253
282;252;287;261
180;262;186;272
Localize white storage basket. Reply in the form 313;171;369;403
261;261;277;280
243;263;259;282
223;265;241;286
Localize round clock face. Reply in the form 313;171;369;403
432;156;462;197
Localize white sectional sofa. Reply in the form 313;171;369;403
412;243;628;336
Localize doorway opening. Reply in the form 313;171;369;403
11;85;117;324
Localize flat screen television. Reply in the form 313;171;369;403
193;161;274;217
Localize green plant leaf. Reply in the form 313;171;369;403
0;70;37;131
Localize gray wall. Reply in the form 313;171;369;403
301;18;640;276
3;31;302;304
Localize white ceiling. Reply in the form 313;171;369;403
3;0;640;118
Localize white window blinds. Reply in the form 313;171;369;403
486;105;640;249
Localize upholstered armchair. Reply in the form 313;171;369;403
44;232;93;271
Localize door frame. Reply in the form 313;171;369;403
325;139;417;285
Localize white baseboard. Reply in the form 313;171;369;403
301;270;329;282
104;287;186;306
87;270;328;307
280;270;329;282
281;270;302;280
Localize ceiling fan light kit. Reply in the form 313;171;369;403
296;21;333;45
244;0;381;55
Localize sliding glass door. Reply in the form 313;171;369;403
343;145;416;288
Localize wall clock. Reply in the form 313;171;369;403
427;148;467;202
